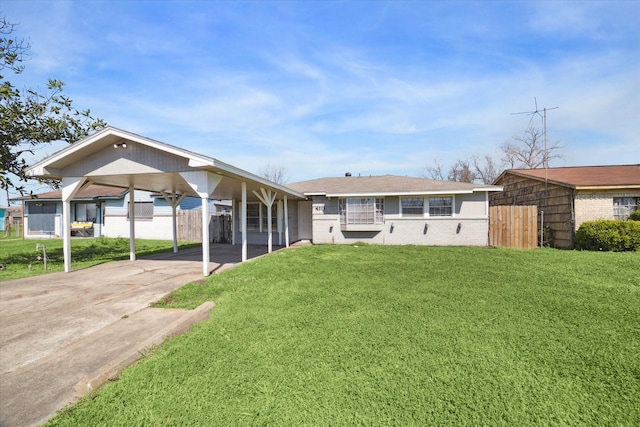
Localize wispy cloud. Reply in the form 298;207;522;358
1;0;638;202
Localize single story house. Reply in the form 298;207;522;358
17;185;231;240
286;174;502;246
22;126;505;274
490;165;640;247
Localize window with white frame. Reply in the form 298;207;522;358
245;203;277;231
261;204;277;230
428;196;453;217
613;197;639;220
401;197;424;217
246;203;260;231
339;198;384;224
74;203;97;222
127;201;153;219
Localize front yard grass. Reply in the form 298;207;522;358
0;238;200;281
48;245;639;426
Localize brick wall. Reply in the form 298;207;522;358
574;191;640;229
310;195;490;246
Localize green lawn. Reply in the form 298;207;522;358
0;238;200;280
47;245;639;426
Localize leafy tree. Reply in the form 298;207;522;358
1;16;106;201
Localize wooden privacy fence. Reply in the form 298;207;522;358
177;211;232;243
489;205;538;249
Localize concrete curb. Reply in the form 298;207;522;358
73;301;215;399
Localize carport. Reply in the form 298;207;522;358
25;127;306;276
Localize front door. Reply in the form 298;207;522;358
298;201;312;241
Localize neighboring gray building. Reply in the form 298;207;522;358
18;185;231;240
286;174;502;246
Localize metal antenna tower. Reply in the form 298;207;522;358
510;98;559;181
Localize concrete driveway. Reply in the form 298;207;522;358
0;244;277;427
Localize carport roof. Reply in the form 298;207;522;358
14;185;127;201
26;126;306;202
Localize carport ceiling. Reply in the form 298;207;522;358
26;127;306;202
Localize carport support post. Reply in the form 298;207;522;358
241;182;247;262
129;186;136;261
62;200;71;271
179;171;223;276
161;192;188;254
61;177;86;272
201;197;210;276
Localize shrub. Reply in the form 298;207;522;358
574;220;640;251
629;209;640;221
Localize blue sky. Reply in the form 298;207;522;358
2;0;639;203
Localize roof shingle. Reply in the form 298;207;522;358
286;174;500;196
499;165;640;187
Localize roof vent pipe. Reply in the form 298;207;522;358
345;172;352;177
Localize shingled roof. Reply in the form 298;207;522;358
286;174;501;196
494;165;640;189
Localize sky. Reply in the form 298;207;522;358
2;0;639;205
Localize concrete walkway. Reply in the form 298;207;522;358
0;244;278;427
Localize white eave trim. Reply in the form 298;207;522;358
323;189;486;198
26;127;213;175
575;185;640;191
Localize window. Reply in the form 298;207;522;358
28;202;56;233
74;203;97;222
127;201;153;219
613;197;639;220
262;204;277;230
339;198;384;224
246;203;277;231
401;197;424;217
429;196;453;217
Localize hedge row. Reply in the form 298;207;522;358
574;220;640;251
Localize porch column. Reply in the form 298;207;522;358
231;199;236;245
129;186;136;261
277;200;283;246
253;188;277;254
284;195;290;248
61;177;86;272
241;182;247;262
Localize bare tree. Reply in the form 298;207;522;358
423;159;445;180
471;154;500;184
258;164;289;184
501;126;563;169
448;159;477;183
426;156;500;184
